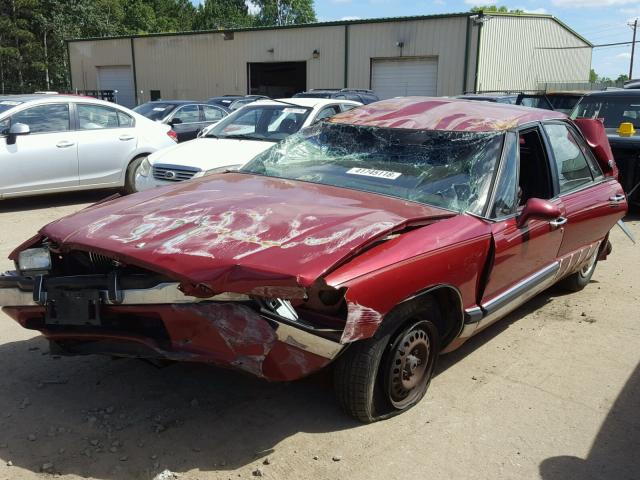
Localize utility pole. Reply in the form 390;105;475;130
631;18;638;79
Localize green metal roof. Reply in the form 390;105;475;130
66;11;592;48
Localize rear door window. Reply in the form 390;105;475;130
117;111;134;127
78;104;120;130
10;104;70;133
172;104;200;124
203;105;225;121
315;105;341;122
543;123;594;194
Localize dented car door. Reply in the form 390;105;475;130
476;128;565;332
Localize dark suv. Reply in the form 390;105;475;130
572;89;640;207
293;89;379;104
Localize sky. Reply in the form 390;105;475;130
193;0;640;80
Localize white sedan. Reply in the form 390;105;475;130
0;94;177;199
135;98;361;191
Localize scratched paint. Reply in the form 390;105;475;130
85;205;395;263
328;96;566;132
172;302;277;377
341;302;384;343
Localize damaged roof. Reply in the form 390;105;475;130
329;97;567;132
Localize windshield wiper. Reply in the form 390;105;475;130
267;99;312;110
222;134;261;141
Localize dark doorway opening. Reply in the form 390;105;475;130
248;62;306;98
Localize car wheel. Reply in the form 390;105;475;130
333;301;441;423
123;156;146;194
559;250;598;292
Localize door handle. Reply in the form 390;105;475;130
549;216;568;228
609;194;625;203
56;141;75;148
119;135;135;141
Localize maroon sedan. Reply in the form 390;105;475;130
0;98;627;422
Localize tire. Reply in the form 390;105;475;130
122;156;146;194
559;250;598;292
333;301;441;423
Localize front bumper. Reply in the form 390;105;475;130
0;273;343;381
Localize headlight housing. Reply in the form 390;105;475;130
18;248;51;275
203;164;242;176
138;157;151;177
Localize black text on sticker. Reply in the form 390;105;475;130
346;168;402;180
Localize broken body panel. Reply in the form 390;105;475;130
0;97;627;385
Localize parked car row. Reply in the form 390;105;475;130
133;100;228;142
135;97;362;191
457;91;586;114
3;86;638;207
0;97;628;423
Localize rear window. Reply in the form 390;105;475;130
571;96;640;128
133;103;177;121
548;95;582;113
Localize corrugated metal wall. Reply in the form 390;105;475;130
68;39;132;92
346;16;469;96
477;16;591;92
69;16;475;103
68;15;591;103
132;25;345;101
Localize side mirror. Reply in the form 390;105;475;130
169;118;182;126
517;198;562;228
6;123;30;145
573;118;618;178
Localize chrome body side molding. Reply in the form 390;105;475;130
460;241;602;339
478;262;560;330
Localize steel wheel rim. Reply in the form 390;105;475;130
387;326;431;409
580;251;598;278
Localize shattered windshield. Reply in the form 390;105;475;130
241;122;504;214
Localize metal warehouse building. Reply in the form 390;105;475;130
68;12;592;108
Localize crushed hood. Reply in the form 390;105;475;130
35;173;453;296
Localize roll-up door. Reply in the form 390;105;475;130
371;57;438;100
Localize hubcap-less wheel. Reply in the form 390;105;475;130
580;251;598;279
387;325;431;409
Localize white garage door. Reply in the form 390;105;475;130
97;66;135;108
371;57;438;100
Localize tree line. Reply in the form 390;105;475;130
0;0;316;94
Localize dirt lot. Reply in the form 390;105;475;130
0;191;638;480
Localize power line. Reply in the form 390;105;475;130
536;40;640;50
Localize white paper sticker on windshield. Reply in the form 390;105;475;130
283;108;307;114
0;100;21;106
152;107;167;112
346;167;402;180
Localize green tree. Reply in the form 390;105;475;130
616;73;629;83
589;68;598;83
194;0;253;30
470;6;525;13
253;0;316;26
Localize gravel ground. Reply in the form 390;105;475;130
0;191;638;480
